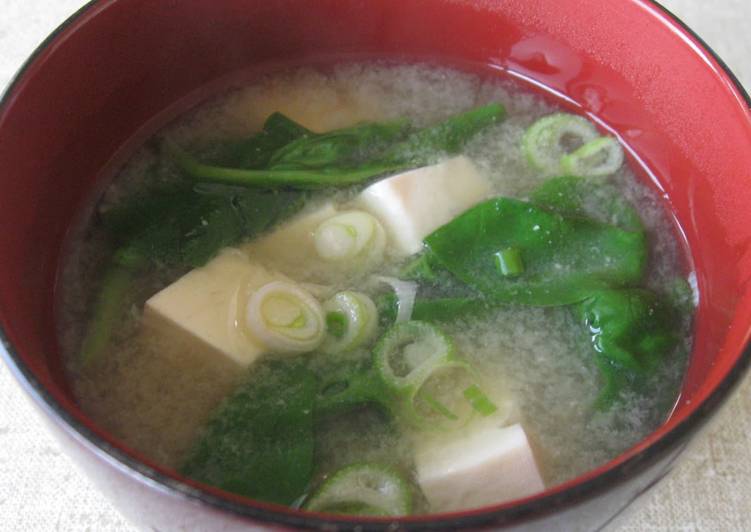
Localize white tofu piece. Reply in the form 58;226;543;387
240;202;338;284
235;83;386;134
415;423;545;512
357;156;491;256
241;202;386;284
143;249;286;368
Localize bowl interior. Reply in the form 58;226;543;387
1;0;750;521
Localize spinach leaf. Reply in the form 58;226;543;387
181;356;398;504
576;289;678;372
313;358;393;419
168;103;505;189
78;259;143;367
411;297;492;322
182;360;317;505
575;288;679;408
204;112;312;168
531;176;682;405
236;112;312;168
167;139;407;189
182;186;306;267
268;119;410;170
377;293;490;325
395;176;648;316
424;197;647;306
102;182;304;268
530;174;643;232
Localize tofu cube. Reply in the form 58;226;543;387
241;202;339;283
234;82;386;134
415;423;545;512
143;249;285;368
357;156;491;256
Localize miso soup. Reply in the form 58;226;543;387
59;63;694;515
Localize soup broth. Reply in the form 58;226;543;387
60;63;693;515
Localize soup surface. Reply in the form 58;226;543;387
60;62;694;515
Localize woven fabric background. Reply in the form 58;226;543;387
1;1;749;530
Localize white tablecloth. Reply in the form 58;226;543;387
1;1;750;530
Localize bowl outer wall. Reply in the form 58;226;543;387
0;0;750;530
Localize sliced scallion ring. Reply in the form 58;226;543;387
314;210;386;263
522;113;598;173
321;291;378;354
245;280;325;354
374;321;455;393
560;136;624;177
374;321;500;429
494;247;524;277
304;463;413;516
463;383;499;416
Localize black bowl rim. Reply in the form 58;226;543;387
1;0;750;530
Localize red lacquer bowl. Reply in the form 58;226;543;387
1;1;750;530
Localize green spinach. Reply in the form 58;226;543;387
181;361;317;505
424;197;647;306
268;119;411;170
575;288;678;408
168;103;506;189
530;174;643;232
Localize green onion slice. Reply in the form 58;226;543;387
522;113;598;173
304;463;413;516
374;321;455;392
374;321;501;429
560;136;624;177
245;280;326;354
321;291;378;354
463;384;498;416
494;248;524;277
313;210;386;263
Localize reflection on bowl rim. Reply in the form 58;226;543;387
0;0;750;529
